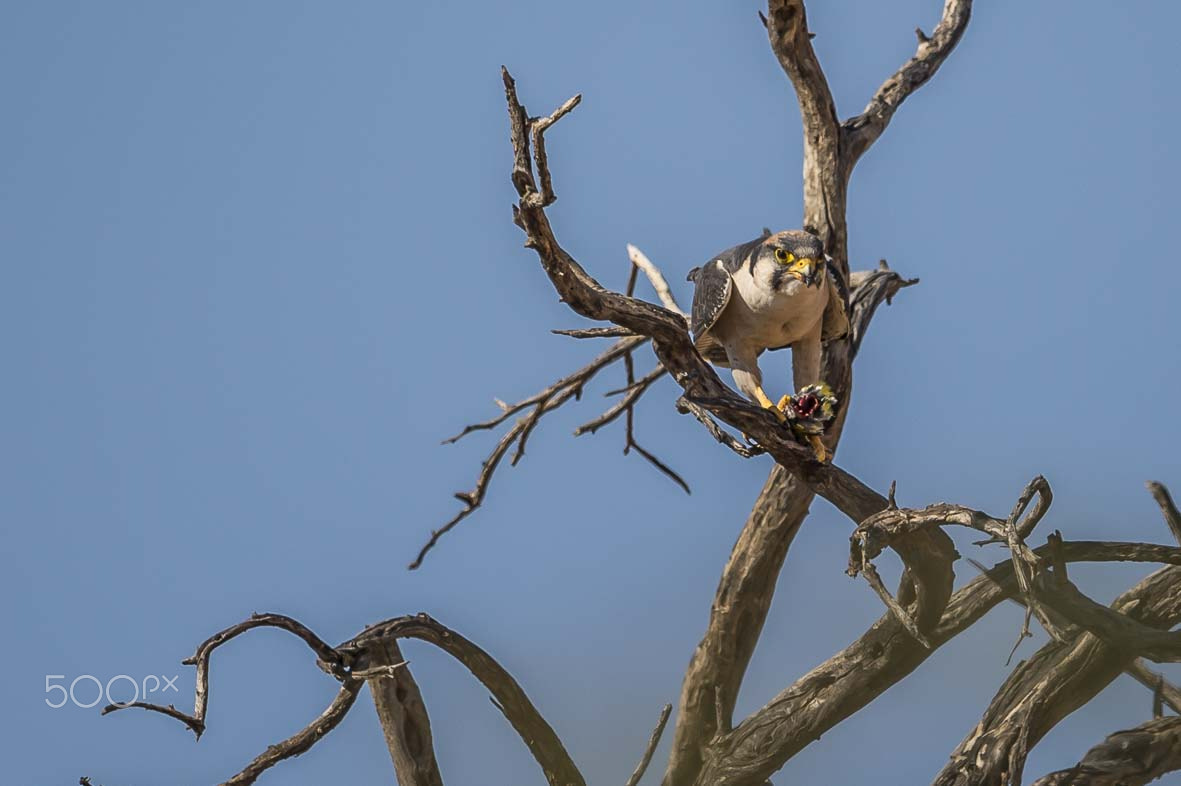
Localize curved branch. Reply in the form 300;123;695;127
934;566;1181;786
221;679;363;786
626;704;673;786
101;613;345;739
342;613;585;786
1033;571;1181;663
692;545;1180;785
841;0;973;171
847;261;919;356
1031;715;1181;786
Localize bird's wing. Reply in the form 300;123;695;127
687;235;763;338
821;258;850;342
689;258;733;341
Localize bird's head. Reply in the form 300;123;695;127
762;230;825;289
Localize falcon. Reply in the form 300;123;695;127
687;229;849;461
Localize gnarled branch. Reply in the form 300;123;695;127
934;566;1181;786
1031;715;1181;786
101;612;346;739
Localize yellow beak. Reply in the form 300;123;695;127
788;257;820;287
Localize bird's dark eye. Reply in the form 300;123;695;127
774;248;793;264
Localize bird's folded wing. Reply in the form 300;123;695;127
689;259;733;340
821;261;850;341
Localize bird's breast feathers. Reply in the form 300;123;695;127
717;261;828;348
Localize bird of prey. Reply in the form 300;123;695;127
687;229;849;461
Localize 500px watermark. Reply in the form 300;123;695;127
44;674;179;709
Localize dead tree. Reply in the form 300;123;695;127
93;2;1181;785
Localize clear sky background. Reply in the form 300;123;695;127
3;2;1180;784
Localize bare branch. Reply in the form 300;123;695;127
842;0;973;170
974;474;1053;545
1126;659;1181;717
552;326;637;339
1147;480;1181;545
695;541;1181;784
342;613;585;786
625;435;690;495
1033;570;1181;662
934;566;1181;786
528;93;582;208
675;396;764;458
575;366;667;436
619;354;688;493
626;244;686;316
860;561;932;648
625;703;672;786
1031;716;1181;786
364;640;443;786
847;261;920;357
101;612;345;739
442;336;642;444
412;334;645;569
222;680;364;786
765;0;843;252
100;700;204;737
424;241;695;570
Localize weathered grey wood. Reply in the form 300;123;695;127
934;567;1181;786
364;640;444;786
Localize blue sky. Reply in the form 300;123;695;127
2;1;1179;784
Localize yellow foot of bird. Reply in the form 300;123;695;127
776;394;793;414
808;435;829;463
762;400;787;424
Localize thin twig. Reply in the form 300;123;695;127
861;562;932;648
675;397;764;458
442;336;642;444
576;366;667;436
1126;659;1181;715
222;680;364;786
627;244;686;317
619;352;689;493
414;335;645;569
624;703;673;786
553;326;637;339
529;93;582;207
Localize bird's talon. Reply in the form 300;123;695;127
808;435;828;463
763;402;787;424
776;394;793;413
